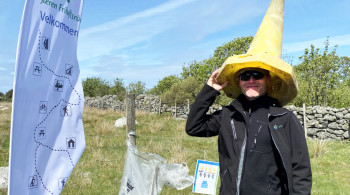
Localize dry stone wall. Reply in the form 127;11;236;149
85;95;349;140
85;95;189;118
285;105;350;140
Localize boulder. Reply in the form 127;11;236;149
344;131;349;139
114;117;139;128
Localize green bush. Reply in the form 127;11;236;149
161;77;202;105
127;81;146;96
147;75;180;95
293;39;350;107
82;77;111;97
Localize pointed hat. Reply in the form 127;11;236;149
216;0;298;106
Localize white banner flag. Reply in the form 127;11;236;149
8;0;85;194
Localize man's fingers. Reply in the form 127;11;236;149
208;69;226;91
211;69;220;78
221;81;229;88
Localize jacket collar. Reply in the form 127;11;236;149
229;94;286;116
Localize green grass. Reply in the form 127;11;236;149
308;140;350;194
0;102;349;194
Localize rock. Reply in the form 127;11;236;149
344;131;349;139
342;124;349;131
328;122;339;129
288;105;296;110
296;115;303;120
334;137;342;141
114;117;138;128
306;109;313;114
326;128;335;133
307;120;319;127
307;115;315;120
324;114;337;122
338;119;347;124
316;123;327;128
306;128;317;136
344;113;350;119
334;130;345;136
316;131;332;139
315;128;325;133
329;133;338;139
0;167;8;189
335;112;344;119
315;114;323;118
316;107;327;114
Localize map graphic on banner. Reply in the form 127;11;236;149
8;0;85;194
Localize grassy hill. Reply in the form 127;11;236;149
0;102;349;194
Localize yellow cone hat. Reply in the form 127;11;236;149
216;0;298;106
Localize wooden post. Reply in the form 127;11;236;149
158;99;161;115
126;93;136;145
174;101;177;118
303;103;307;139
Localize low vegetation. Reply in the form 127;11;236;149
0;103;349;194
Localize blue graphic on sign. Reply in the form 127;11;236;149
201;181;208;188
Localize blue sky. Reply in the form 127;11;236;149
0;0;350;93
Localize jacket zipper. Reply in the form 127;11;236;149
235;109;249;195
231;119;237;140
236;133;246;195
252;125;262;149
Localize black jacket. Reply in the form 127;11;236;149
186;84;312;194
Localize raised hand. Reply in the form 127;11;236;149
207;69;228;91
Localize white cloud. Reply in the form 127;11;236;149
77;0;267;87
78;0;199;61
284;34;350;53
81;0;198;36
78;0;265;61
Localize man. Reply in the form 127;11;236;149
185;68;312;194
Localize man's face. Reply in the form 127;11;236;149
238;69;269;101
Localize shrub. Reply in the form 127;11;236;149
161;77;202;105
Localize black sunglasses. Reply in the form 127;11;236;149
239;71;265;81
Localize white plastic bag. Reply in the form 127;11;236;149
158;162;193;190
119;141;194;195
